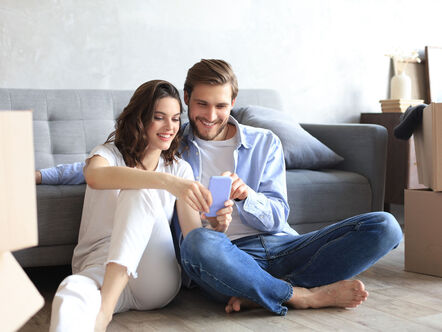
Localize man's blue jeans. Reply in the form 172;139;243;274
180;212;403;316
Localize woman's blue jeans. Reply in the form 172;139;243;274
180;212;403;316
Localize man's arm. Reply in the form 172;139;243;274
232;134;289;233
37;161;86;185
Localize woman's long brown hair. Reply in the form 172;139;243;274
105;80;183;168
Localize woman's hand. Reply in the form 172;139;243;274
35;170;42;185
169;177;213;213
202;200;234;233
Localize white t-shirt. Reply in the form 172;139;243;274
71;143;194;273
195;129;264;241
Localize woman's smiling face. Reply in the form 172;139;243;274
145;97;181;153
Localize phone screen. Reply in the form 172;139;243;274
206;176;232;217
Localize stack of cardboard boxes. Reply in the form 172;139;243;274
0;111;44;331
405;103;442;278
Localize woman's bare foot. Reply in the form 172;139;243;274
287;280;369;309
94;309;112;332
225;296;261;313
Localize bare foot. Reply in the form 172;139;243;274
225;296;261;313
287;280;368;309
94;309;112;332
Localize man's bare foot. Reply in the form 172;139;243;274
287;280;369;309
94;309;112;332
225;296;261;313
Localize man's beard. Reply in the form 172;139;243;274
189;116;228;141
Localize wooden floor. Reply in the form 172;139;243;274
19;235;442;331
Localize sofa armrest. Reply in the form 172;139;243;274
300;123;387;211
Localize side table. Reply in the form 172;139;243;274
360;112;425;210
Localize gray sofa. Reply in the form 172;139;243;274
0;88;387;268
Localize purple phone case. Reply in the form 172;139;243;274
207;176;232;217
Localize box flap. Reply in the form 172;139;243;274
0;111;38;252
433;104;442;189
0;251;44;331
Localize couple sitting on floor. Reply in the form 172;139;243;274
41;59;402;332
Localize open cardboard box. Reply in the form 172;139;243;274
405;189;442;277
0;111;44;330
0;111;38;252
414;103;442;191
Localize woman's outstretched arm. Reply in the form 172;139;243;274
85;155;212;213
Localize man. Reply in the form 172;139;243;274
37;59;403;316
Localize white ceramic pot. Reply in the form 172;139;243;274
390;71;412;99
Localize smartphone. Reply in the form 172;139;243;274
206;176;233;217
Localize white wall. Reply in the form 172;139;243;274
1;0;442;123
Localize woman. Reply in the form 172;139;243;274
49;80;233;332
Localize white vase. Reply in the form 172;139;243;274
390;71;412;99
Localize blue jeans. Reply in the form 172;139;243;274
180;212;403;315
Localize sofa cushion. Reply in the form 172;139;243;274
286;169;372;234
231;105;344;169
36;185;85;246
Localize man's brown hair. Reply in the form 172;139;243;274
184;59;238;100
106;80;183;167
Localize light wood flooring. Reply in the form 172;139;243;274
19;234;442;331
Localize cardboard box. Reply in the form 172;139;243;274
404;189;442;277
0;111;38;252
0;251;44;332
414;103;442;191
0;111;43;330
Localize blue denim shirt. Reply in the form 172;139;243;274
180;116;296;236
40;161;86;185
40;116;296;235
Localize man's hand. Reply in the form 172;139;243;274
202;200;234;233
169;177;212;213
221;171;248;201
35;171;42;185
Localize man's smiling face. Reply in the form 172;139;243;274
185;83;235;141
